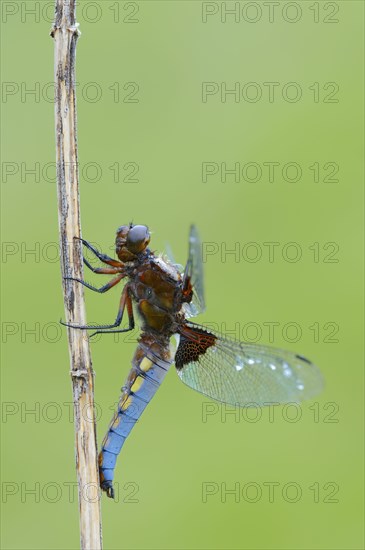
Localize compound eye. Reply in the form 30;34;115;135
126;225;150;253
116;225;129;235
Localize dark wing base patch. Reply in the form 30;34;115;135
175;325;216;369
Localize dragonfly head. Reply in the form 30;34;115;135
115;224;151;261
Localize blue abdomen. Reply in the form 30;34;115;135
99;337;173;498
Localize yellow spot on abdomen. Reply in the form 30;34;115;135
140;358;153;372
111;415;121;430
121;396;132;411
131;376;144;393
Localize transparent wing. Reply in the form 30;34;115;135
163;244;184;272
183;225;205;318
175;323;324;407
164;242;176;264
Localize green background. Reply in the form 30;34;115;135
1;1;364;549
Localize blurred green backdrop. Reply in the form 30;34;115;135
1;1;364;549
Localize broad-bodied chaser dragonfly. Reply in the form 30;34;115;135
62;224;323;498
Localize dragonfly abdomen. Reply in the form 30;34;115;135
99;336;173;498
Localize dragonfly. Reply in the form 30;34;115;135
62;224;324;498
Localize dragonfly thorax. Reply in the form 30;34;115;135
129;255;185;334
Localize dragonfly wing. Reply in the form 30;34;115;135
183;225;206;318
163;244;184;273
164;242;176;264
175;323;324;407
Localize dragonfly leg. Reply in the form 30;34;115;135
64;273;125;293
83;257;124;274
90;293;134;337
61;285;133;331
75;237;123;267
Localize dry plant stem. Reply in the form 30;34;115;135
52;1;102;548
